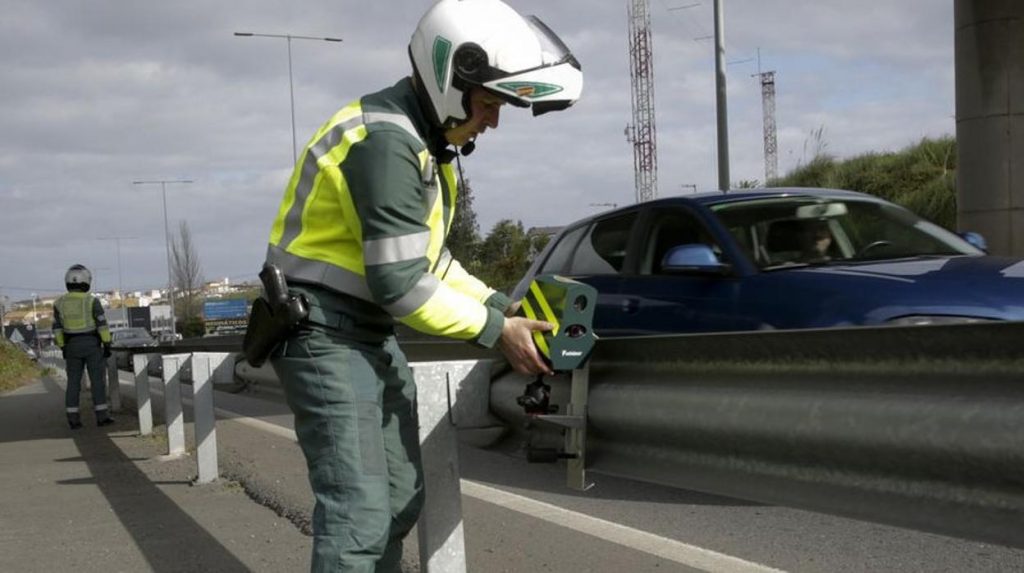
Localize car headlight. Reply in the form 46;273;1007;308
886;315;995;327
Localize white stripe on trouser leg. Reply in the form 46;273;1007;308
95;404;108;411
66;407;80;413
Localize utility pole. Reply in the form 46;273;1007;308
752;50;778;183
132;179;193;334
713;0;730;191
234;32;343;164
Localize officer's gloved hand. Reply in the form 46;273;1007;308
103;343;112;358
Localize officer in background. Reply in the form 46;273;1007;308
53;264;114;429
262;0;582;569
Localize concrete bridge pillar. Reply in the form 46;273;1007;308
955;0;1024;255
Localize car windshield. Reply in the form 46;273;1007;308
710;196;982;270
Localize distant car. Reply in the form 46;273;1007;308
156;332;183;343
513;188;1024;336
110;328;157;369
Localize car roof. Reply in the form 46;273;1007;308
564;188;879;231
685;187;874;206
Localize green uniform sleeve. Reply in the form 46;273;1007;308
53;298;65;348
92;297;112;343
342;128;504;347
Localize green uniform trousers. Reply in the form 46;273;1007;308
63;334;108;414
272;321;424;573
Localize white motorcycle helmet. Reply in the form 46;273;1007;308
409;0;583;128
65;264;92;292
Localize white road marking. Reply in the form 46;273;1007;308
460;480;787;573
106;370;784;573
205;395;786;573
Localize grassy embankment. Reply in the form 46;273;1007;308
0;340;41;393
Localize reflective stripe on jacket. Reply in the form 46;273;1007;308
266;78;508;346
53;292;111;347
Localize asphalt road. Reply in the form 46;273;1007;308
122;373;1024;573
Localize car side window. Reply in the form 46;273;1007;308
539;225;587;274
569;211;639;275
642;208;723;274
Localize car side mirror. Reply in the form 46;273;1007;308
959;231;988;253
661;244;731;275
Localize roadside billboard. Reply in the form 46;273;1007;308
203;298;248;336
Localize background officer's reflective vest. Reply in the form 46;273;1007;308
266;79;507;346
53;292;112;347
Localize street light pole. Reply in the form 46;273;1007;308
97;235;138;309
31;292;38;352
713;0;731;192
132;179;193;335
234;32;343;164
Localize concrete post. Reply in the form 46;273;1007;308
132;354;153;436
955;0;1024;255
161;354;189;458
412;359;493;573
190;352;233;484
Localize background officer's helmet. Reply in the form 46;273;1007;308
64;264;92;292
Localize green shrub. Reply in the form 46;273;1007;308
774;136;958;230
0;340;40;393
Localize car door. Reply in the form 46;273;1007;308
555;210;642;337
616;205;744;334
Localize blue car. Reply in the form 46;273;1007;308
513;188;1024;336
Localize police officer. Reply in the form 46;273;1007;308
263;0;582;569
53;264;114;429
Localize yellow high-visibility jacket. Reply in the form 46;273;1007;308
266;77;509;347
53;292;111;347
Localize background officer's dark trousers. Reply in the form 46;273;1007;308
272;322;424;573
64;335;110;424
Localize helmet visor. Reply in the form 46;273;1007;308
524;16;580;71
482;16;583;115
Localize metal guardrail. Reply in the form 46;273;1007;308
490;321;1024;549
114;321;1024;548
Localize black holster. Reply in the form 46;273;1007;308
242;264;309;367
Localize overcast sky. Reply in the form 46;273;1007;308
0;0;954;300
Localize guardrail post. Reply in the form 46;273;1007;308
412;359;491;573
106;356;121;412
190;352;233;484
132;354;153;436
161;354;189;458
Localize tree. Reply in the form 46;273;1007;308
447;177;482;271
170;220;204;333
476;220;536;293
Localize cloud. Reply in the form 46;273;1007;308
0;0;956;296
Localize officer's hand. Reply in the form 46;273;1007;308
498;316;554;376
103;343;112;358
504;300;522;318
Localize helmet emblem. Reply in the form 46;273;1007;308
432;36;452;93
496;81;563;99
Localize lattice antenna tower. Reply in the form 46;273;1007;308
755;65;778;182
626;0;658;203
